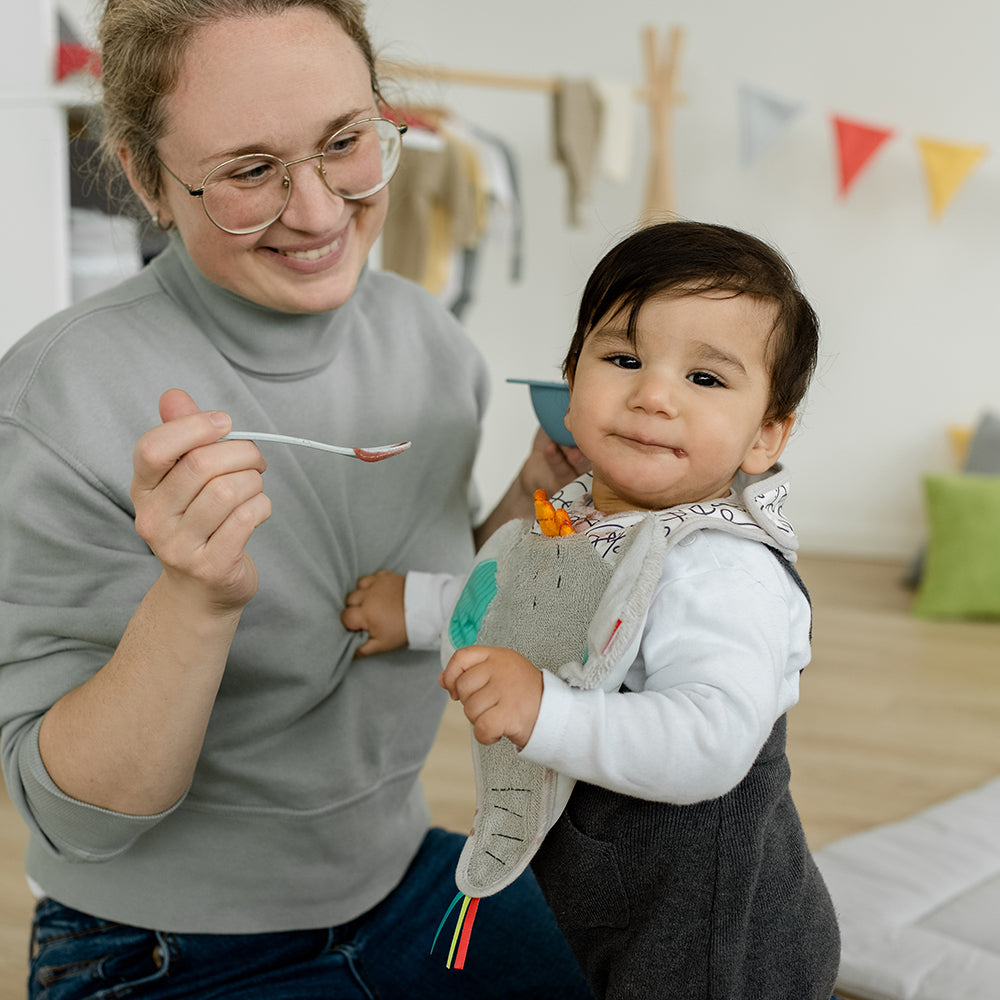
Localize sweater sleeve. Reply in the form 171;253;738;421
0;424;182;860
520;532;809;804
16;718;182;861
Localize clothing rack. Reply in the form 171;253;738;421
377;24;685;222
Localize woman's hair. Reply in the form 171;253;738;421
97;0;380;202
562;221;819;421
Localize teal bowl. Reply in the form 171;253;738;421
507;378;575;448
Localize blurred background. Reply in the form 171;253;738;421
4;0;998;558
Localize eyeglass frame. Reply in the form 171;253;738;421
156;116;408;235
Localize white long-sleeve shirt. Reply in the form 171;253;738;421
406;525;810;807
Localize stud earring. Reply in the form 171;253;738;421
152;213;173;232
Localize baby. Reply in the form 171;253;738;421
343;220;839;1000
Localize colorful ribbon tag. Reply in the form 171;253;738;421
431;892;481;970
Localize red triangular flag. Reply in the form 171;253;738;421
56;42;101;81
832;115;894;196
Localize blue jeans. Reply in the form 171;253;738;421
28;828;593;999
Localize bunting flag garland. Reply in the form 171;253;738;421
737;80;991;220
916;136;989;220
56;11;101;80
832;115;894;196
56;42;99;80
47;14;992;227
738;85;804;167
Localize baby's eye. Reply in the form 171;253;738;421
688;370;723;387
606;353;641;369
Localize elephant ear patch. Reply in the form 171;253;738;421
448;559;499;649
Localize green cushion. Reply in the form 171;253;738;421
913;473;1000;619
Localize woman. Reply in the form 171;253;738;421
0;1;591;996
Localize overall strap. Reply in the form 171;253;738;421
766;545;813;642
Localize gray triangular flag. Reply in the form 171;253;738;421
58;10;82;44
739;85;803;167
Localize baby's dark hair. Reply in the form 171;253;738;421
562;221;819;421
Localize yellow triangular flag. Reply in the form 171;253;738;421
916;137;988;220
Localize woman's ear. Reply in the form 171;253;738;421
740;413;796;476
118;145;165;225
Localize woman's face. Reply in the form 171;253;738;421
147;8;388;314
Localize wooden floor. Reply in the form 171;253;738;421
1;554;997;997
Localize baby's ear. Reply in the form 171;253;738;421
741;414;796;476
563;368;576;437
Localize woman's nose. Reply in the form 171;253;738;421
277;157;347;231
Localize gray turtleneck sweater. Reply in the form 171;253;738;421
0;236;488;933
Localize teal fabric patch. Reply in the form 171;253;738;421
449;559;498;649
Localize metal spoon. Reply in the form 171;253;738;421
222;431;411;463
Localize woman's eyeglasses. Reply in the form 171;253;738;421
158;117;407;235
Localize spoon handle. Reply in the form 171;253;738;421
222;431;411;462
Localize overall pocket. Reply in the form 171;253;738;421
531;804;631;931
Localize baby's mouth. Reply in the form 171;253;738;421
619;433;686;458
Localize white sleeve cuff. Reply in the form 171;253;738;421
520;670;574;760
404;571;465;650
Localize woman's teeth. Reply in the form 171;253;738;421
280;239;338;261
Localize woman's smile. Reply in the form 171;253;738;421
272;235;344;261
262;226;350;274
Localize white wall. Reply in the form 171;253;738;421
11;0;1000;558
361;0;1000;558
0;0;71;339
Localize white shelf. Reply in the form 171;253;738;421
0;81;96;108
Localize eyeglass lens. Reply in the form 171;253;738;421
201;118;402;234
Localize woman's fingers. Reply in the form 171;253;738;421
130;390;270;604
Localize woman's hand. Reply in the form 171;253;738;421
519;427;589;500
474;429;589;547
131;388;271;611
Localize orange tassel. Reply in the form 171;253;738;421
534;489;574;537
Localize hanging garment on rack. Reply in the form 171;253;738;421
445;124;525;318
469;125;524;283
594;77;637;184
438;124;521;318
552;79;603;227
382;115;524;318
380;24;684;226
381;135;480;295
429;130;487;305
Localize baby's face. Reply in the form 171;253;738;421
564;290;793;515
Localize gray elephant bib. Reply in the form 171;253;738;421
442;469;798;899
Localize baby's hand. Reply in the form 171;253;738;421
440;646;543;749
341;570;407;658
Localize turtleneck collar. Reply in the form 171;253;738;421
151;234;360;379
